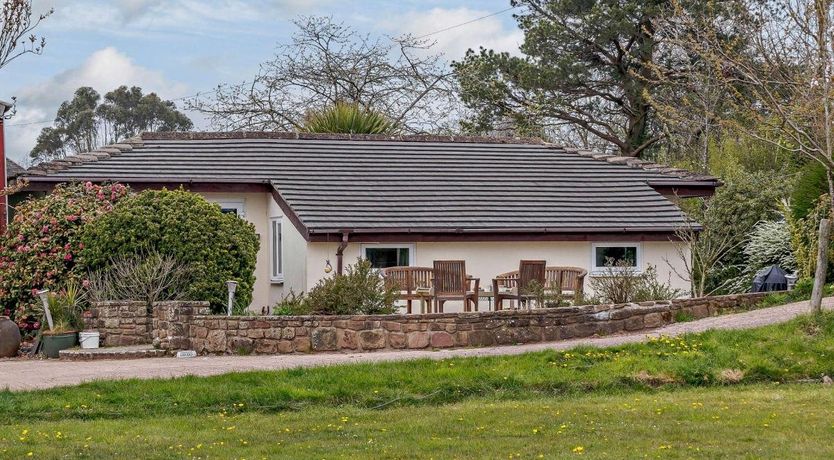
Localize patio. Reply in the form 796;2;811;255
381;260;588;314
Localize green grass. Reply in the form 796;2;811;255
2;313;834;425
3;313;834;458
2;385;833;459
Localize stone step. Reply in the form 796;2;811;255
59;344;167;361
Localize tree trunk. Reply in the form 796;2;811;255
810;218;830;313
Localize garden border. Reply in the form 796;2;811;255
83;292;773;355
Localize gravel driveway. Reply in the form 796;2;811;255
1;297;831;392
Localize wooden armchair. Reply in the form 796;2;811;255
381;266;434;314
432;260;479;313
492;260;546;310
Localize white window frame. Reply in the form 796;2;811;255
590;242;642;275
212;199;246;218
360;243;416;268
270;218;283;283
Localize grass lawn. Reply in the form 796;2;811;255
2;385;833;459
2;313;834;458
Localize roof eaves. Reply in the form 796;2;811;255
22;137;143;178
557;146;721;185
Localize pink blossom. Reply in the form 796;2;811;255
82;279;90;288
66;215;79;222
64;253;73;261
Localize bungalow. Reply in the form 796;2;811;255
11;132;719;311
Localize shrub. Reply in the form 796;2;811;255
303;102;395;134
679;171;786;294
80;189;259;313
41;280;86;333
0;182;129;328
590;260;682;304
86;249;193;306
787;194;834;279
273;290;312;316
274;259;397;315
727;219;796;292
790;162;828;221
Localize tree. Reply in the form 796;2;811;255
453;0;740;158
30;86;192;163
97;86;193;143
0;0;51;71
187;16;459;134
675;0;834;311
303;102;395;134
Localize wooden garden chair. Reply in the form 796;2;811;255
432;260;479;313
381;266;434;314
492;260;547;310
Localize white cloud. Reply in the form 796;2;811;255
41;0;333;36
381;7;523;60
4;47;189;165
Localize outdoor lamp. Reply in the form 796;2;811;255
324;259;333;274
36;289;54;331
225;281;238;317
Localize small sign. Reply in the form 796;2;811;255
176;350;197;358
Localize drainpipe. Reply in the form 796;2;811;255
336;231;350;275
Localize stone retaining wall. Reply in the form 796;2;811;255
136;292;772;355
83;301;153;346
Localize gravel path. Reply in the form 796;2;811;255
2;297;831;392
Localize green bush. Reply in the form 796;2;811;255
727;219;796;292
589;261;682;304
80;189;259;313
679;171;787;294
274;259;397;315
303;102;395;134
0;182;129;330
791;162;828;221
787;194;834;279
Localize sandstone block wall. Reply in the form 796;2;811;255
83;301;153;346
88;292;772;354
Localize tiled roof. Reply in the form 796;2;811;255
5;159;25;179
22;132;718;234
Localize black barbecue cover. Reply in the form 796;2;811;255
752;265;788;293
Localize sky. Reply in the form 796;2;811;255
0;0;524;166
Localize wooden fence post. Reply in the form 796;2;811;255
811;218;830;313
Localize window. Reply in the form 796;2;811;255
362;244;415;269
591;243;641;273
270;218;283;282
213;200;245;218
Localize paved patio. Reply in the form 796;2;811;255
1;296;831;392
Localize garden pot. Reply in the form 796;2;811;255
41;332;78;358
0;316;21;358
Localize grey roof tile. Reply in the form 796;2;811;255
22;132;717;234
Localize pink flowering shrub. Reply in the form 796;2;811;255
0;182;129;331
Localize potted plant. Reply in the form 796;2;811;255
39;282;85;358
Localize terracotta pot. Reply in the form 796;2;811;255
0;316;21;358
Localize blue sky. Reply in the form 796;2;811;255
2;0;523;165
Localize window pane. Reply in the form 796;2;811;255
277;223;282;274
595;246;637;268
271;220;282;278
220;208;239;215
365;248;410;269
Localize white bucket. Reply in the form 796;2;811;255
79;331;100;349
